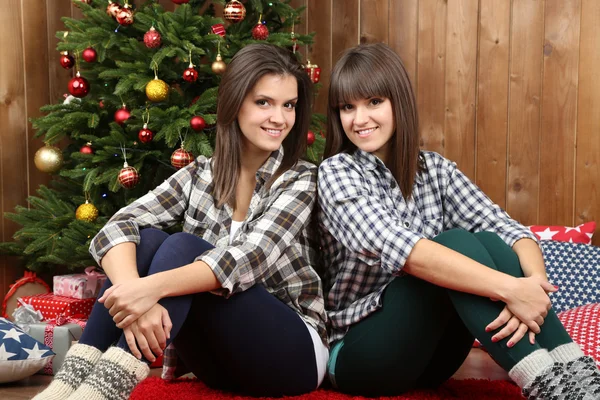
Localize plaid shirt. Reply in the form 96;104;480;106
90;148;328;349
317;149;537;343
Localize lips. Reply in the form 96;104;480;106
262;127;284;137
355;127;377;137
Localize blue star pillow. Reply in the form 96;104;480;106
542;241;600;313
0;317;54;383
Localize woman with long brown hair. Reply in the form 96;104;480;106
34;43;328;400
317;43;599;399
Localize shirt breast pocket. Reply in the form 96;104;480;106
183;216;217;242
421;218;443;238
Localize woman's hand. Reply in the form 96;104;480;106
123;304;172;362
486;306;536;347
501;276;557;334
99;276;160;329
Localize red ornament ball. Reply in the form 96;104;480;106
116;6;134;25
82;47;97;63
171;148;195;169
171;0;189;3
138;125;154;143
68;73;90;98
183;66;198;82
80;143;93;154
252;23;269;40
60;52;74;69
114;106;130;125
118;164;139;189
106;1;121;17
144;27;161;48
307;131;315;146
224;0;246;23
190;116;206;131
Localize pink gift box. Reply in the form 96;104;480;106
53;267;107;299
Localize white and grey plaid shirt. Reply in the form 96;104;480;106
89;148;328;344
317;149;537;343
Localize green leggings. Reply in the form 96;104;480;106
328;229;573;396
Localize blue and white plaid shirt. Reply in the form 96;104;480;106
317;149;537;343
90;148;327;344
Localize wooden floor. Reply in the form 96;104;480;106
0;349;509;399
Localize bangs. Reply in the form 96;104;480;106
329;56;392;108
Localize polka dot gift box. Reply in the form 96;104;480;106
18;293;95;321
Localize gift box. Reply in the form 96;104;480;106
19;293;95;321
26;316;86;375
53;267;107;299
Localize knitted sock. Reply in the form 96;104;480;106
509;349;576;399
67;346;149;400
549;342;586;364
565;356;600;397
32;343;102;400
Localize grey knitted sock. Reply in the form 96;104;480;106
67;346;149;400
32;343;102;400
565;356;600;398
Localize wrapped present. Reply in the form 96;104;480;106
26;315;87;375
53;267;107;299
19;293;95;321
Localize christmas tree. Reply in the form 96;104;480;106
0;0;325;273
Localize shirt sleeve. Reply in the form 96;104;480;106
89;161;196;264
197;164;317;295
439;156;538;247
318;155;424;274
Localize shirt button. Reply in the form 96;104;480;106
403;221;410;228
370;301;377;307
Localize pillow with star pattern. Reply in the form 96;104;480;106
542;241;600;313
530;221;596;245
0;317;54;383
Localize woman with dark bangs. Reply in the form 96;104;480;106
317;43;598;399
34;44;329;400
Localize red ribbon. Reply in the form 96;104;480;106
42;313;87;374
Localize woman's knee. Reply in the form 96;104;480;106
431;229;497;270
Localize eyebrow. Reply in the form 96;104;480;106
254;95;298;102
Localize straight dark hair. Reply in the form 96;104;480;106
212;44;313;208
324;43;422;200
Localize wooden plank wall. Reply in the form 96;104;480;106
0;0;598;299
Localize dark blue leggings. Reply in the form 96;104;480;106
80;228;318;396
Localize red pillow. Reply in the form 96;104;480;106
530;221;596;245
558;303;600;368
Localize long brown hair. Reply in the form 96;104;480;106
212;44;313;208
324;43;422;199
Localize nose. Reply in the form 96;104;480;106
269;106;286;125
354;105;368;126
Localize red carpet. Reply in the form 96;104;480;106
131;377;524;400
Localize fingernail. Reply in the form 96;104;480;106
491;337;498;343
553;285;559;290
507;341;513;347
485;327;492;333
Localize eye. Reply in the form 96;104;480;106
256;99;269;106
340;104;353;111
284;102;297;109
370;98;383;106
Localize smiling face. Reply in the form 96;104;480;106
237;73;298;161
339;97;395;163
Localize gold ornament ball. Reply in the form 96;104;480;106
75;202;99;223
211;54;226;74
34;145;63;173
145;78;169;102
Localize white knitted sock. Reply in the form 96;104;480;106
509;349;556;388
32;343;102;400
67;346;149;400
549;342;585;364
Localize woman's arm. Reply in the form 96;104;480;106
512;237;548;280
404;238;556;333
99;242;139;284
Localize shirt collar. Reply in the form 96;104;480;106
256;146;284;183
353;148;425;185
